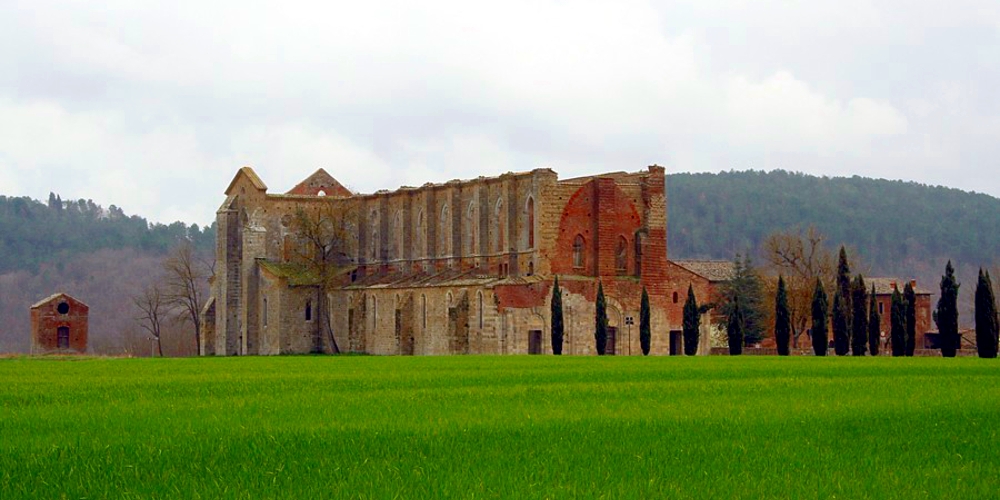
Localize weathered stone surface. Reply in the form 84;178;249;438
30;293;89;354
202;164;724;356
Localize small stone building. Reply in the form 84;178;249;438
30;293;89;354
868;278;933;348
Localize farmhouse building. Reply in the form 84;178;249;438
201;165;720;356
30;292;89;354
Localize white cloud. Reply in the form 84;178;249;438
1;0;998;226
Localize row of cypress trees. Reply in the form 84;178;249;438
779;247;921;357
774;251;1000;358
549;256;1000;358
550;278;656;356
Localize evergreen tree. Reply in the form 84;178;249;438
640;287;652;356
904;282;917;356
935;261;960;357
727;297;744;355
987;271;999;358
868;284;881;356
551;276;564;355
832;246;852;355
850;275;868;356
682;285;699;356
832;291;850;355
836;247;853;312
595;282;608;355
775;275;791;356
716;254;767;347
975;269;998;358
811;278;829;356
890;287;906;357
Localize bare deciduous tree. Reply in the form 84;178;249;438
134;284;166;357
761;226;840;347
290;201;360;354
162;241;210;354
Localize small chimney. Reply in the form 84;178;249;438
890;280;897;291
910;279;917;289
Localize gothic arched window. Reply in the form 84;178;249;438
369;209;379;262
415;209;426;259
573;235;585;269
393;211;404;260
615;236;628;273
439;204;450;257
466;201;478;256
525;197;535;249
495;197;506;253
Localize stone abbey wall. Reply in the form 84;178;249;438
202;164;699;356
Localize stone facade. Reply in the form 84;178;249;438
30;292;89;354
202;165;718;356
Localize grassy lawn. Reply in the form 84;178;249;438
1;355;998;499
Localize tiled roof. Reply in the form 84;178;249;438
671;260;735;282
341;267;545;290
258;261;320;286
867;277;930;295
30;292;87;309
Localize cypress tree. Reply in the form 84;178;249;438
595;282;608;355
551;276;564;355
904;281;917;356
682;285;699;356
727;296;743;355
832;291;850;355
837;246;852;299
850;275;868;356
775;275;791;356
987;271;999;358
811;278;828;356
975;268;998;358
640;287;652;356
890;287;906;357
832;246;852;355
935;261;960;357
868;284;881;356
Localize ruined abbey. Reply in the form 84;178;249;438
200;165;724;356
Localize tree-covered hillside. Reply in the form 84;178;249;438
0;195;214;354
0;194;214;273
668;170;1000;274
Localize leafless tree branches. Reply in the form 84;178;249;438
133;284;165;357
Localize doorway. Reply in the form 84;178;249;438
57;326;70;349
528;330;542;354
669;330;682;355
606;327;618;355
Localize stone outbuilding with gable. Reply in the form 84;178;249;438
30;293;89;354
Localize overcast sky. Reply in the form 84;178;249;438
2;0;999;225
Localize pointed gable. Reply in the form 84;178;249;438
286;168;353;197
225;166;268;196
31;292;89;312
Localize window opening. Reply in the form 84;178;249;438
615;237;628;273
526;197;535;249
572;235;585;269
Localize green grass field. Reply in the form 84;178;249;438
2;355;998;499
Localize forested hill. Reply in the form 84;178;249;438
0;194;215;274
667;170;1000;276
